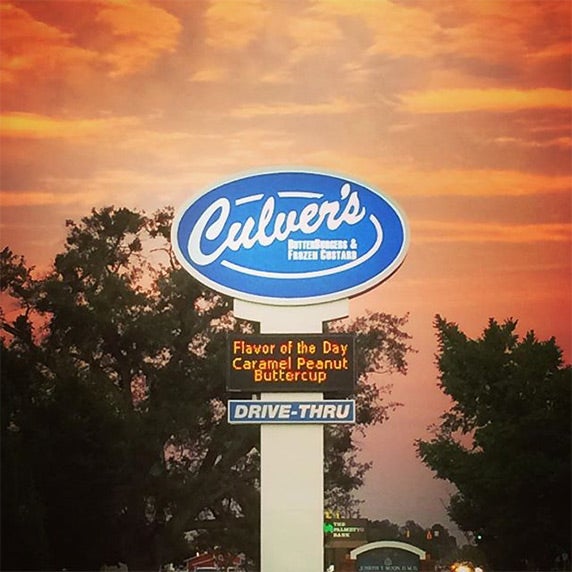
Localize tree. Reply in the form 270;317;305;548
1;206;412;571
366;519;458;563
366;518;401;542
416;316;571;570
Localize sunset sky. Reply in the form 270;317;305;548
1;0;571;538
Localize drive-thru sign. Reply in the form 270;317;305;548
172;170;408;572
228;399;356;424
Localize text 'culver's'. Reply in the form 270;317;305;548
187;183;365;266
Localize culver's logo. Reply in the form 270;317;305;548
171;171;408;305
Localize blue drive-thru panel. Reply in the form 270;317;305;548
228;399;356;424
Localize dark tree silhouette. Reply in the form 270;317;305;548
417;316;571;570
1;206;412;571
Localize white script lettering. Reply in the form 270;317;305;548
188;183;366;266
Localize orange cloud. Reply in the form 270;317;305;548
303;151;570;198
230;98;365;118
0;166;186;209
390;168;570;198
0;191;81;208
413;220;572;244
204;0;269;51
1;1;181;85
286;14;344;62
443;1;571;65
529;39;571;62
493;136;572;150
400;88;571;114
0;2;97;85
0;112;139;139
306;0;570;84
95;0;182;77
309;0;441;58
189;66;229;83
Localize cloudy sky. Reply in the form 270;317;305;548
1;0;570;536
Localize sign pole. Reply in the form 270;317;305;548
234;299;349;572
172;169;408;571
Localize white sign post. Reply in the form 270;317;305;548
234;299;349;572
172;170;408;572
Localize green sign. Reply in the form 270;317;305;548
323;518;367;541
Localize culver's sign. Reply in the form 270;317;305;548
171;171;408;305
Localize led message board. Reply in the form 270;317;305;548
227;334;355;394
171;170;408;306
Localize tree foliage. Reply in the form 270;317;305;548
1;206;412;571
366;519;458;563
416;315;571;570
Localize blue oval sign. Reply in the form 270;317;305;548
171;171;408;305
